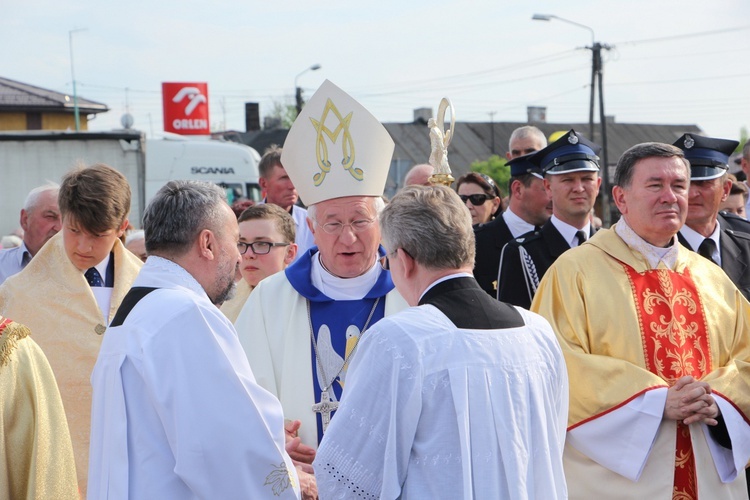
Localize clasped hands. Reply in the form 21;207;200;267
664;375;721;426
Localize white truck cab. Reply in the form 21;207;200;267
145;134;261;205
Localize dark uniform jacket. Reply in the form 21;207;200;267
473;216;514;297
678;213;750;301
497;220;595;309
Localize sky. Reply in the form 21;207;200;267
3;1;750;146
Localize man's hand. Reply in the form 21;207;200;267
285;420;316;464
295;466;318;500
664;376;720;426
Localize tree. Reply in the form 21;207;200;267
265;99;297;129
470;155;511;197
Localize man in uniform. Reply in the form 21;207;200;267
533;142;750;499
473;125;550;296
235;80;408;458
315;186;568;499
497;130;601;308
675;133;750;300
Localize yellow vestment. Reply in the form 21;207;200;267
532;226;750;499
0;317;78;499
0;233;142;495
220;279;254;323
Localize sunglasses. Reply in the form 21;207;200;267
459;194;493;206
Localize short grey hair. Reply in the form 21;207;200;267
23;183;59;211
614;142;689;188
508;125;547;151
143;181;228;256
307;196;386;225
743;140;750;160
380;186;474;270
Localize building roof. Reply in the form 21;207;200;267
0;76;108;114
391;120;702;172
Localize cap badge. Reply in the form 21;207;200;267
684;135;695;149
310;99;360;186
568;134;579;145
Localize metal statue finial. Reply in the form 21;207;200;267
427;98;455;187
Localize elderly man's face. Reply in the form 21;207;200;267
21;189;62;256
613;156;689;247
309;196;381;278
507;135;545;160
686;177;730;229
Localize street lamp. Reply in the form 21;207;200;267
532;14;612;226
295;64;322;115
69;28;87;132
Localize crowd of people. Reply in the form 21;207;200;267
1;78;750;499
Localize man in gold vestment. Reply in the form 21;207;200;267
0;164;142;495
0;316;78;499
532;142;750;499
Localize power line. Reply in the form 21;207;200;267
612;25;750;46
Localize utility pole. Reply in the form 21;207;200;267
489;111;496;155
69;28;87;132
590;42;612;226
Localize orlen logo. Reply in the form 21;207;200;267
162;82;210;135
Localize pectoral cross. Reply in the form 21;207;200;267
311;390;339;432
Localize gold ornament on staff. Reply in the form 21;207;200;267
427;97;456;187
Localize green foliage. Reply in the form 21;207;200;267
266;99;297;129
737;126;748;154
470;155;511;196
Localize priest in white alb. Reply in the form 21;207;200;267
315;186;569;498
235;80;408;459
88;181;300;499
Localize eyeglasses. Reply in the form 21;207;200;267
237;241;290;255
379;250;397;271
314;218;375;235
459;194;493;206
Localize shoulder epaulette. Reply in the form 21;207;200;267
0;317;30;367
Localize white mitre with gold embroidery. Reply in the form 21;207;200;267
281;80;394;206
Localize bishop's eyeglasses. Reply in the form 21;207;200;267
313;218;375;235
237;241;290;255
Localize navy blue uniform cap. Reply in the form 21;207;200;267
673;133;739;181
531;129;601;175
507;153;544;179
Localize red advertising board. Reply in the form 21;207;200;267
162;82;210;135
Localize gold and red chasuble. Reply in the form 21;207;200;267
623;264;712;500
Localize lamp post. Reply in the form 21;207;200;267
295;64;322;115
532;14;612;227
69;28;87;132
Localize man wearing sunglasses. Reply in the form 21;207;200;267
473;125;550;296
497;130;601;309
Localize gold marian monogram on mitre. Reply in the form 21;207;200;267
310;98;361;186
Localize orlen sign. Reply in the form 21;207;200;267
162;82;210;135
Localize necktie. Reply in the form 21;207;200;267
21;251;31;268
85;267;104;287
697;238;718;265
575;230;587;247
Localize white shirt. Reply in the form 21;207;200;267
0;242;30;285
550;215;591;248
315;304;568;499
88;256;300;499
503;208;536;238
679;221;722;265
89;254;113;321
